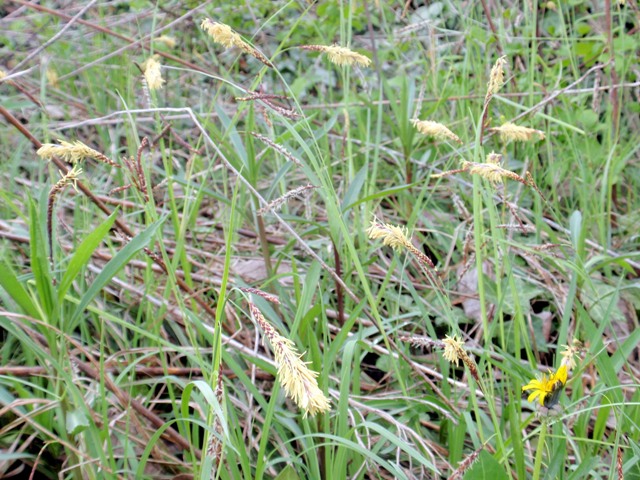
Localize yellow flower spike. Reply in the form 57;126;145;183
301;44;371;67
366;220;412;251
462;152;529;186
488;122;545;142
200;19;273;67
487;55;507;95
412;119;462;144
249;303;330;417
441;334;480;384
154;35;177;48
442;334;465;366
142;55;164;90
37;139;119;167
522;364;568;407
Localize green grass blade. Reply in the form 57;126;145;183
57;208;119;303
70;216;166;328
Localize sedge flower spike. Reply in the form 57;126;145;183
249;303;330;417
442;335;465;366
462;152;528;186
200;19;273;67
412;119;462;144
522;364;568;407
367;219;439;283
142;55;164;90
489;122;545;142
487;55;507;95
37;140;119;167
154;35;177;48
441;334;480;383
301;44;371;67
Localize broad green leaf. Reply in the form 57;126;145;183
340;165;367;215
58;208;119;303
275;465;300;480
0;262;41;320
463;450;509;480
29;197;54;317
70;217;165;327
66;407;90;436
569;210;582;253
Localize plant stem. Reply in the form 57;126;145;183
533;422;548;480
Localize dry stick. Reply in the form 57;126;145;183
0;76;44;108
332;238;345;326
0;105;220;323
479;0;501;55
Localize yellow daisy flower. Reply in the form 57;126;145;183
522;364;568;407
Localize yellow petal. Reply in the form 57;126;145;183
553;364;568;385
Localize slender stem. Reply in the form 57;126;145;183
256;214;273;278
532;422;548;480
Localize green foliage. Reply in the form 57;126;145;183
1;1;638;479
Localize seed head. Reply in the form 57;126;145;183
412;119;462;144
200;19;273;67
250;303;330;417
46;68;59;88
37;139;119;167
301;44;371;67
142;55;164;90
258;184;318;216
487;55;507;95
462;153;527;186
154;35;177;48
489;122;545;142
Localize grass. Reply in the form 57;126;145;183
1;1;639;479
